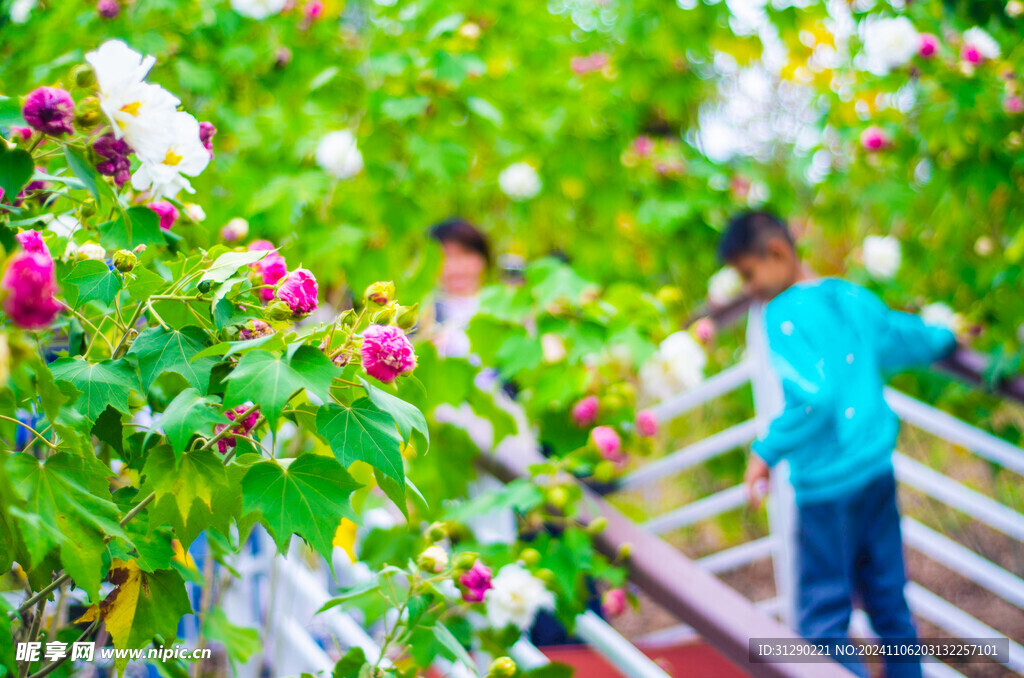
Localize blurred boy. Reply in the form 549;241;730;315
717;212;957;678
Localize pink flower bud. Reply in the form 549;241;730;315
918;34;939;58
571;53;609;75
860;126;890;151
277;268;318;316
1;251;61;329
591;425;624;463
571;395;599;427
249;241;287;301
631;135;654;157
221;217;249;242
22;87;75;136
11;126;32;141
239;319;273;341
147;200;179;231
361;324;417;383
199;121;216;157
303;0;324;20
459;560;493;603
98;0;120;18
1004;96;1023;114
961;44;982;64
93;133;133;187
693;317;715;344
601;588;627;617
216;403;260;454
15;230;49;257
635;410;659;437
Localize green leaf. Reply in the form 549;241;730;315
125;267;168;303
381;97;430;121
0;146;32;200
224;350;306;425
241;455;361;560
432;621;475;671
128;326;218;394
290;344;341;402
316;400;404;483
97;206;164;250
8;452;126;602
200;250;270;284
141;446;228;544
64;146;110;204
359;376;428;449
202;608;260;669
49;358;138;421
159;388;227;456
317;580;381;614
64;259;122;308
332;646;368;678
466;96;504;127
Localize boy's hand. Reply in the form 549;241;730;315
745;455;771;510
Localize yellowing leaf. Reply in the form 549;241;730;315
333;518;357;561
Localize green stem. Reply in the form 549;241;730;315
0;416;58;450
26;619;99;678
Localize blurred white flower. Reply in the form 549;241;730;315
486;564;555;630
921;302;964;334
862;235;901;280
541;333;567;363
498;162;541;201
862;17;920;73
639;331;707;402
85;40;179;154
315;130;364;179
230;0;288;19
66;240;105;259
45;213;81;239
707;267;742;306
9;0;36;23
974;237;994;256
184;203;206;222
221;217;250;241
131;112;211;199
962;27;1001;60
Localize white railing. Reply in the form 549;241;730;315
608;304;1024;677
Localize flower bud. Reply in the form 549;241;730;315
396;303;418;330
486;657;516;678
453;551;479;572
337;308;358;328
615;543;633;562
534;568;556;585
425;521;448;542
267;300;294;320
587;516;608;535
197;279;214;294
80;201;97;218
593;460;618;483
220;217;249;242
371;305;397;325
74;96;103;129
519;548;541;567
365;280;395;306
71;64;97;89
546;486;569;510
417;545;449;574
112;249;137;273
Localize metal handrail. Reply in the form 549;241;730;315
476;442;855;678
694;295;1024;404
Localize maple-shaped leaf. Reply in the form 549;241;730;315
7;452;126;602
241;454;361;560
128;326;218;394
75;559;192;678
49;358;139;422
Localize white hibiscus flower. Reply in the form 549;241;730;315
861;16;920;74
498;162;542;201
131;112;211;199
85;40;180;153
707;267;743;306
639;331;707;402
315;130;364;179
962;27;1001;60
862;235;901;280
230;0;288;19
485;564;555;630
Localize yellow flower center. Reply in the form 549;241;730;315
163;149;183;166
120;101;142;116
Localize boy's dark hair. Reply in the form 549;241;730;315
429;217;491;265
716;211;795;263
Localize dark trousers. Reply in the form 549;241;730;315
795;468;922;678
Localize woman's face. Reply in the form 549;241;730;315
439;241;486;296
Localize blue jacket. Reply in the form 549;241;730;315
751;278;956;505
